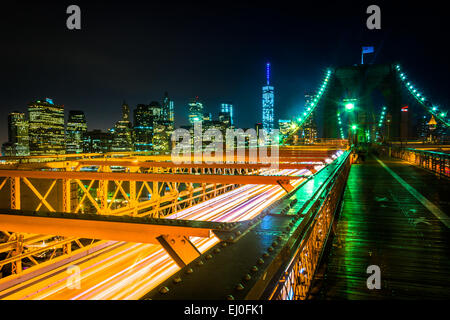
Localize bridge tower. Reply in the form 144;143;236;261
322;63;402;142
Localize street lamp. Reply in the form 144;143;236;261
345;103;355;111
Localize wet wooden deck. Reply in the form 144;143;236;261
310;155;450;299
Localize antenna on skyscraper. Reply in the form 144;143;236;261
266;62;271;86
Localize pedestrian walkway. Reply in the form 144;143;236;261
310;155;450;299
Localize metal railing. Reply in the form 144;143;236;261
267;151;352;300
390;147;450;178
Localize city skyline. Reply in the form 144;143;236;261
1;2;449;144
0;1;449;304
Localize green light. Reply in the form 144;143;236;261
440;113;445;117
351;124;357;130
345;103;355;111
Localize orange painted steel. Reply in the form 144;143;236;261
0;170;302;184
0;214;212;245
73;160;317;170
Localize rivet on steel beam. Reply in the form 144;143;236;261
228;235;234;241
235;283;244;291
197;260;204;267
251;266;258;272
214;248;221;253
235;231;241;236
221;242;227;248
272;241;278;247
173;276;182;284
263;253;269;258
268;246;274;252
206;254;213;260
185;268;194;274
257;258;264;265
226;295;234;300
244;274;252;281
159;286;169;294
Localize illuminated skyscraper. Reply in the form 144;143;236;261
302;91;318;143
220;103;234;126
218;112;232;128
133;103;153;151
278;119;293;136
83;129;113;153
28;98;65;155
112;101;133;152
188;97;204;124
66;110;87;154
1;112;29;156
262;62;274;133
150;100;171;153
162;92;175;123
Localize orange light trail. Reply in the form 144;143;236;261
0;168;316;300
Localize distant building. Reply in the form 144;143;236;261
203;112;212;122
278;119;293;136
83;129;113;153
218;112;232;128
188;97;204;124
151;99;173;153
262;63;274;133
1;111;29;156
28;98;65;155
162;92;175;123
66;110;87;154
133;103;155;152
112;102;133;152
301;92;318;143
220;103;234;126
133;97;174;153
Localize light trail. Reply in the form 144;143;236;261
0;168;315;300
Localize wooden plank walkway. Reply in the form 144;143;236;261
310;155;450;299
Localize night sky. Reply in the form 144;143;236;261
1;0;448;143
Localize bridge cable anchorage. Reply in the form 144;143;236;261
395;64;449;127
283;68;333;144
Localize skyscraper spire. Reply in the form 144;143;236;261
262;62;274;133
